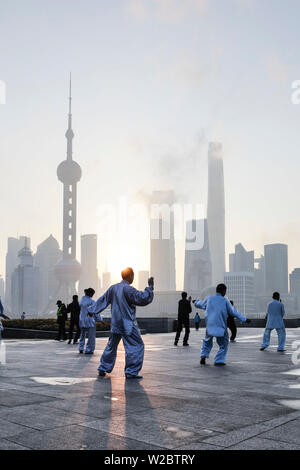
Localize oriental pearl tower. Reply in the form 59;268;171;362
55;76;81;301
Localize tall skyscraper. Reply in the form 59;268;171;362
11;238;39;317
0;276;4;301
5;236;30;312
207;142;225;285
264;243;288;294
34;235;61;315
184;219;212;295
150;190;176;291
229;243;254;273
78;234;99;297
290;268;300;312
55;77;81;301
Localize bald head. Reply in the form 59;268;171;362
121;267;134;284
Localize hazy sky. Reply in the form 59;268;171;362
0;0;300;288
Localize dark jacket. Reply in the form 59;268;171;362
56;304;67;324
66;300;80;323
178;299;192;320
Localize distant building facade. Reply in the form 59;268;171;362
34;235;61;315
207;142;225;285
224;271;255;315
229;243;254;273
264;244;288;294
184;219;212;296
78;234;99;297
11;239;39;317
150;190;176;291
5;236;30;312
290;268;300;312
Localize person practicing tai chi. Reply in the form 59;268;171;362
88;268;154;379
79;288;100;354
260;292;286;352
174;292;192;346
194;284;250;366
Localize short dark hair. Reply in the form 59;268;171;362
73;295;78;300
272;292;280;300
181;292;187;299
84;288;95;297
216;283;227;294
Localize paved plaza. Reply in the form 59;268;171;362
0;328;300;450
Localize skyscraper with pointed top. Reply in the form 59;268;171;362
55;76;81;301
207;142;226;285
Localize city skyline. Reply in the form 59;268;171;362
1;1;300;288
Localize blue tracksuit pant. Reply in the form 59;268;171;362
261;327;286;351
201;330;229;364
99;323;144;377
79;327;96;354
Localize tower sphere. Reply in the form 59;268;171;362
57;159;82;184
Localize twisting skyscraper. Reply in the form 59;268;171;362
55;77;81;301
207;142;225;285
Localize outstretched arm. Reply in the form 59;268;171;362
194;298;208;311
125;285;154;307
225;299;247;322
88;288;112;319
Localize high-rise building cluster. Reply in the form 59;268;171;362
0;83;299;318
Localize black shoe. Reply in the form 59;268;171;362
183;343;189;347
79;350;83;354
200;357;206;365
260;347;266;351
215;363;226;366
98;370;106;377
73;341;78;345
68;340;72;344
174;342;178;346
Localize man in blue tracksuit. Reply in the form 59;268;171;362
88;268;154;379
194;284;250;366
260;292;286;352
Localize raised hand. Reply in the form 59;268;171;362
148;277;154;288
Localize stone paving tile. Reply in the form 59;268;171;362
0;403;96;431
80;414;220;449
227;437;300;450
2;329;300;450
6;425;166;450
0;389;56;407
257;419;300;446
0;438;31;450
0;418;32;438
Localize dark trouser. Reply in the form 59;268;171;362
69;321;80;342
175;316;190;344
195;322;200;331
227;315;237;341
57;322;67;341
